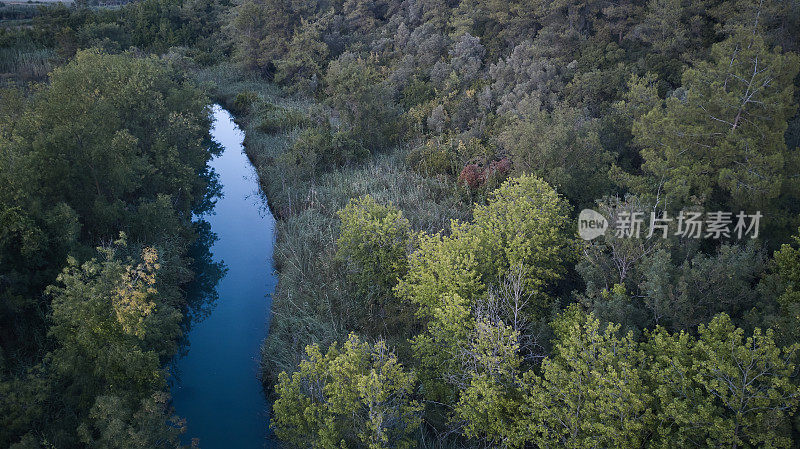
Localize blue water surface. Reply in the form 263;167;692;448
171;105;277;448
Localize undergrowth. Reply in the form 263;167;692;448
194;64;471;390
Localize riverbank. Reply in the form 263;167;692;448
0;50;225;448
193;64;471;392
170;105;278;448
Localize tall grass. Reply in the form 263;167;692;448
0;46;54;83
194;64;472;391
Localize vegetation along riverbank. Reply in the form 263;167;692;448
3;0;800;447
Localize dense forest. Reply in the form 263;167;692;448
2;0;800;447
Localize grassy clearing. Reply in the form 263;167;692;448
0;46;54;83
194;64;471;389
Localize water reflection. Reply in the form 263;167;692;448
169;105;277;449
185;221;227;330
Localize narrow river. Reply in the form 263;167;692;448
171;105;278;448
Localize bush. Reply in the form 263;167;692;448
498;105;612;207
400;77;435;109
406;140;460;177
458;163;484;189
324;52;401;150
231;89;259;115
336;195;411;326
279;126;328;178
280;125;369;179
256;103;310;134
272;334;422;449
409;136;497;181
458;156;511;190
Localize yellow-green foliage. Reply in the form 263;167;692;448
522;307;651;449
648;313;800;449
47;237;175;395
453;307;651;448
398;224;484;399
398;174;575;316
396;174;576;398
453;319;523;446
471;174;576;296
336;195;411;297
454;307;800;449
272;334;422;449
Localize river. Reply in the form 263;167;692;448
171;105;278;448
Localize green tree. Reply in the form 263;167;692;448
397;175;575;399
648;314;800;448
761;226;800;346
453;307;653;448
0;50;214;446
397;223;484;400
1;49;218;244
577;197;769;334
76;392;186;449
272;334;422;449
341;0;380;36
123;0;185;52
47;240;175;405
469;174;576;298
0;50;217;392
324;52;400;150
275;17;330;93
631;29;800;210
42;237;184;447
498;104;613;207
453;317;525;447
225;0;293;73
522;307;653;449
336;196;412;334
774;228;800;313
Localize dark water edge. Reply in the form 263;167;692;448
170;105;279;448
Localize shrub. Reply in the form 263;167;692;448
397;175;576;398
256;103;310;134
408;136;494;179
280;125;369;179
458;156;511;190
279;126;329;178
336;195;411;304
231;89;259;115
324;52;401;150
400;77;434;109
332;130;368;163
406;140;459;177
272;334;422;449
498;105;612;207
458;163;484;189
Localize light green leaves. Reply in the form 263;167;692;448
398;174;575;408
524;307;652;449
649;313;800;448
336;195;411;299
272;334;422;449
